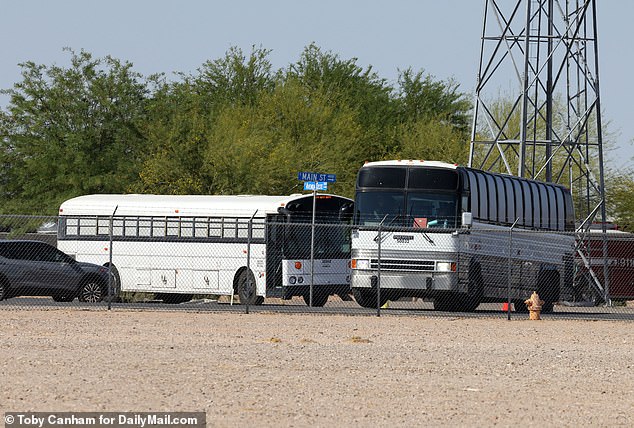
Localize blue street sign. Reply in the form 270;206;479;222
303;181;328;191
297;172;336;183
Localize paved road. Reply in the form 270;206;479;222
2;296;634;321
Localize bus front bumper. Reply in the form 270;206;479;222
350;270;460;293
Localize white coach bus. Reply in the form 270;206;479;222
57;194;353;306
350;160;576;312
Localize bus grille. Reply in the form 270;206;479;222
370;259;435;271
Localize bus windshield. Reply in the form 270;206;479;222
284;214;351;259
282;196;353;260
355;191;458;229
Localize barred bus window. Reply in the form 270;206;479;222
194;217;208;237
252;220;265;239
223;218;237;238
124;218;138;237
209;219;222;238
180;217;194;238
152;219;166;237
138;218;151;237
112;218;124;236
166;218;179;237
66;218;79;236
79;218;97;236
237;219;249;238
97;218;110;235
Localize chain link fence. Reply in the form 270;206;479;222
1;214;633;319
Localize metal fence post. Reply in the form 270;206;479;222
107;206;118;311
507;218;519;320
376;215;388;317
245;210;258;314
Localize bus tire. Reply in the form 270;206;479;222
104;264;122;303
160;294;193;304
433;294;462;312
537;270;560;313
237;270;263;306
303;292;329;307
352;288;387;308
0;277;8;301
462;264;484;312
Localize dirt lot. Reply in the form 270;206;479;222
1;309;633;427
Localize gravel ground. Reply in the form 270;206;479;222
1;309;633;427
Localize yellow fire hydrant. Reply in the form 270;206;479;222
524;291;544;320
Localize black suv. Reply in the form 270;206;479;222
0;240;111;303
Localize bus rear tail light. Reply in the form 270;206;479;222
294;261;302;269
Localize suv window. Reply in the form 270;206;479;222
0;241;70;263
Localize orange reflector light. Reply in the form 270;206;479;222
295;261;302;269
351;259;357;269
451;262;457;272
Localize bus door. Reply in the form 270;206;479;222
265;214;286;294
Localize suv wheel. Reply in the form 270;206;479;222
78;280;105;303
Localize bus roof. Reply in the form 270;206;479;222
362;160;459;169
59;194;352;217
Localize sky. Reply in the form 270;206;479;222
1;0;632;169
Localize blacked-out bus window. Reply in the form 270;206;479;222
477;173;488;220
467;171;479;218
486;173;497;223
521;181;533;228
503;176;515;225
495;175;506;224
357;167;406;188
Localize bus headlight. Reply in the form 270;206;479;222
352;259;370;269
289;276;297;284
436;262;457;272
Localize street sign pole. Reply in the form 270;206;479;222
310;189;316;307
297;171;336;308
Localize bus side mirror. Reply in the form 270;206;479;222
461;212;473;228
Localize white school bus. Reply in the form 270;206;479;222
57;193;353;306
350;160;576;312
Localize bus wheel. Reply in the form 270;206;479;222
352;288;387;308
433;295;461;311
537;270;560;313
104;264;122;303
161;294;193;304
237;270;263;306
303;292;329;307
462;265;484;312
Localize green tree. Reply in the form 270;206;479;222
0;49;148;214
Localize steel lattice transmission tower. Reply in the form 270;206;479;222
469;0;606;230
469;0;609;302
